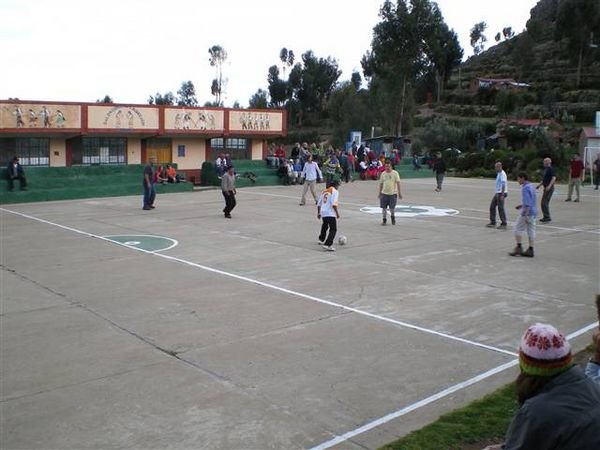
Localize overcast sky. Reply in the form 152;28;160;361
1;0;539;107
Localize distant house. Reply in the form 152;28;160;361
579;127;600;155
471;77;530;91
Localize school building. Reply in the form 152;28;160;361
0;100;287;183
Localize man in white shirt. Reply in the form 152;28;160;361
299;154;323;206
487;161;508;229
317;180;340;251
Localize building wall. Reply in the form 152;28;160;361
251;139;264;160
171;138;205;170
0;100;287;169
128;139;142;164
49;138;66;166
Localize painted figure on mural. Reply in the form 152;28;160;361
55;110;66;128
14;105;25;128
127;110;134;128
173;112;182;129
115;110;123;128
28;109;38;127
40;106;51;127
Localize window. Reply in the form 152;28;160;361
0;138;49;166
71;137;127;165
209;137;249;159
211;138;224;148
177;144;186;157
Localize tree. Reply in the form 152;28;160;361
351;72;362;91
287;50;341;125
177;80;198;106
326;82;373;146
425;11;463;103
267;65;288;107
555;0;600;87
96;95;113;103
502;27;515;39
362;0;461;134
249;89;269;109
148;92;175;105
279;47;295;79
470;21;488;55
208;45;228;105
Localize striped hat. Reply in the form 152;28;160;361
519;323;573;377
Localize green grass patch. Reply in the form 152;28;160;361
380;383;517;450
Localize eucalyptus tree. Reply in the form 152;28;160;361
470;21;487;55
177;80;198;106
361;0;460;135
249;89;269;109
267;65;288;107
148;92;175;105
287;50;341;125
208;45;227;105
279;47;295;79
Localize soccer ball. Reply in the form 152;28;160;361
338;235;347;246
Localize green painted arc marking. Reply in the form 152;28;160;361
104;235;178;252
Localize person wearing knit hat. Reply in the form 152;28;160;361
485;323;600;450
518;323;573;377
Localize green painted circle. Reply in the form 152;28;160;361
104;235;177;252
394;206;428;214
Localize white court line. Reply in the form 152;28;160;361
310;321;599;450
4;207;598;448
2;207;516;358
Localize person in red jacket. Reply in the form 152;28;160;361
565;153;584;202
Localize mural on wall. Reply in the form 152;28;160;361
229;111;283;132
165;108;224;131
0;103;80;129
88;105;159;129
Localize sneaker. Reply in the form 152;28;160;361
540;218;551;223
391;216;396;225
565;198;571;202
382;218;387;226
522;247;534;257
318;239;325;245
497;223;507;230
299;202;305;206
224;213;232;218
574;199;580;202
435;188;440;192
509;246;523;257
142;206;151;210
486;223;496;228
323;245;336;252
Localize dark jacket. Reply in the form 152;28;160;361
504;366;600;450
7;161;25;178
432;158;446;174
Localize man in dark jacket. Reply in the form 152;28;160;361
6;156;27;191
485;323;600;450
432;152;446;192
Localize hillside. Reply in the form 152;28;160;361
438;0;600;122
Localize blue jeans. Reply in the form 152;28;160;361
541;186;554;220
143;182;156;208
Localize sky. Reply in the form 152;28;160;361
0;0;540;107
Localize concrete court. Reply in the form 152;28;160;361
1;176;599;450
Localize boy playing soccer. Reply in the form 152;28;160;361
317;180;340;251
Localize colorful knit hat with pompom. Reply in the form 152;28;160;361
519;323;573;377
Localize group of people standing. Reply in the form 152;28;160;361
486;153;593;258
